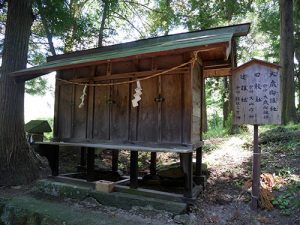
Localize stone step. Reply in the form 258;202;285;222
1;195;150;225
34;179;187;214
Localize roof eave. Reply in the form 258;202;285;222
12;42;230;82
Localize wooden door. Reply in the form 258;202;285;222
93;85;110;140
57;84;73;139
161;74;183;143
72;85;88;139
110;81;130;141
136;78;159;142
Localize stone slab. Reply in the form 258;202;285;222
35;179;187;214
0;196;147;225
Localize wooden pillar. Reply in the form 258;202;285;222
195;147;202;180
181;152;193;198
150;152;157;175
130;151;138;188
195;62;205;186
50;145;59;176
112;150;119;172
86;148;95;182
80;147;86;166
77;147;86;172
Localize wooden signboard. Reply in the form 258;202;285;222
232;59;281;210
232;59;281;125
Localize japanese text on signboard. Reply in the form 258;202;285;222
232;63;281;125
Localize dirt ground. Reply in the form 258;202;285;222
190;135;300;225
1;132;299;225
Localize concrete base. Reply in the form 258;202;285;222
0;195;155;225
35;179;187;214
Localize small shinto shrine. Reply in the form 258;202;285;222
25;120;52;143
12;23;250;201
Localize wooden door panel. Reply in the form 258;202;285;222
161;74;183;143
110;82;130;141
137;78;159;142
93;85;110;140
72;85;88;139
57;84;73;139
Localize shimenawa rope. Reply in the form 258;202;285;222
55;50;200;87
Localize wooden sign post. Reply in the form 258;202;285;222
232;59;281;210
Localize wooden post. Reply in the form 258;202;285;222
130;150;138;188
86;148;95;182
150;152;157;175
251;124;260;210
195;147;203;185
195;63;204;186
181;153;193;198
112;150;119;172
80;147;86;166
51;145;59;176
77;147;86;172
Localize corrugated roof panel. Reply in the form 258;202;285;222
12;23;252;80
12;33;233;80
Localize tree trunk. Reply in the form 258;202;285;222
98;0;109;47
280;0;298;123
294;0;300;109
163;0;172;36
297;71;300;110
36;0;56;56
228;40;239;134
0;0;39;186
64;0;80;52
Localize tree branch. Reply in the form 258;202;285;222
112;11;145;38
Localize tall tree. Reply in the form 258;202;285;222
294;0;300;109
148;0;178;36
35;0;57;56
280;0;298;123
0;0;39;186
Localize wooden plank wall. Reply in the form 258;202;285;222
55;53;195;145
191;63;202;143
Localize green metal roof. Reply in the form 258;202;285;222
12;23;250;81
25;120;52;133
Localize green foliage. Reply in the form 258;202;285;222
208;112;223;130
202;144;219;153
25;77;48;96
272;181;300;215
147;0;180;36
203;124;228;139
224;112;233;133
276;167;295;178
256;0;280;61
138;151;151;169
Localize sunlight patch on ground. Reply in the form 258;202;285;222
203;136;252;174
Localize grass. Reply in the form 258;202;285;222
202;144;219;153
259;122;300;133
203;126;228;139
272;181;300;215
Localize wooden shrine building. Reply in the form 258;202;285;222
12;23;250;199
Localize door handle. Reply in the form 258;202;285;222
154;95;165;102
106;99;116;105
